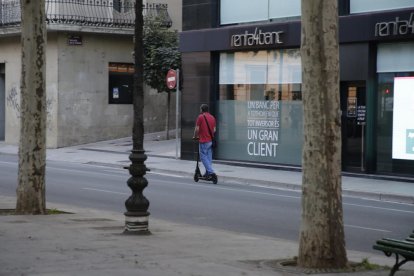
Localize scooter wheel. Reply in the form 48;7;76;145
194;175;199;182
212;176;218;184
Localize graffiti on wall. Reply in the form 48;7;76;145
6;86;55;130
6;86;20;118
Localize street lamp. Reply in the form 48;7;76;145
124;0;150;235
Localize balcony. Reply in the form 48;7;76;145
0;0;172;34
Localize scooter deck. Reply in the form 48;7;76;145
194;172;218;184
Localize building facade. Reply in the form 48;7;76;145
0;0;182;148
180;0;414;178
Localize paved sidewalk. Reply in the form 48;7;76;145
0;195;413;276
1;136;414;275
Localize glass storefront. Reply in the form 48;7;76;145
216;49;303;165
350;0;414;14
220;0;301;25
376;42;414;175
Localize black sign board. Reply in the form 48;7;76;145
68;35;82;46
357;105;366;125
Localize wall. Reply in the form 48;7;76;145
0;36;20;145
0;32;175;148
180;51;213;159
182;0;218;31
56;32;174;147
0;35;59;147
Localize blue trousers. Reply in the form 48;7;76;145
199;142;214;175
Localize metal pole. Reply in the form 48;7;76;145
361;123;365;172
175;69;180;159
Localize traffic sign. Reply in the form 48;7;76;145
166;69;177;89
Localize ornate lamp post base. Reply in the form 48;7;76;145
123;149;150;235
124;211;151;235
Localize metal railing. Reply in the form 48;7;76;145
0;0;172;29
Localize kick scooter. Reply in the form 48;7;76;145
193;139;218;184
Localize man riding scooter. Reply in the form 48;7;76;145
193;104;217;182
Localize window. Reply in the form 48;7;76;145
216;49;303;166
350;0;414;14
220;0;301;25
376;42;414;175
108;62;134;104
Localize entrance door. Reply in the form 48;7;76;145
340;82;366;171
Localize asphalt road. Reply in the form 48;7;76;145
1;154;413;254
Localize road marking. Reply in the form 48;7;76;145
151;179;302;199
345;224;391;233
0;161;16;166
344;203;414;214
46;167;125;178
81;187;128;195
148;171;184;178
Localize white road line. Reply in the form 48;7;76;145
152;179;302;199
0;161;16;166
345;224;391;233
81;187;128;195
344;203;414;214
148;171;184;178
46;167;124;178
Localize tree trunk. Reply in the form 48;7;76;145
16;0;47;214
298;0;347;269
165;91;170;140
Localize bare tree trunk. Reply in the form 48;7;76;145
165;91;170;140
298;0;347;268
15;0;47;215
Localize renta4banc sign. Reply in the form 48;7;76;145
375;13;414;37
231;27;284;48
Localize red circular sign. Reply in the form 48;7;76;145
166;69;177;89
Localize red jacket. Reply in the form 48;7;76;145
196;112;216;143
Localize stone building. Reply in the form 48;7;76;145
0;0;182;148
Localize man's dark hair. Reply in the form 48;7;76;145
200;104;209;112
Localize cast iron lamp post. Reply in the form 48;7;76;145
124;0;150;235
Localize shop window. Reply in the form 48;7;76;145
350;0;414;14
216;49;303;166
220;0;300;25
108;62;134;104
376;42;414;175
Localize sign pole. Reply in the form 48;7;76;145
175;69;180;160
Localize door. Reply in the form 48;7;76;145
340;82;366;171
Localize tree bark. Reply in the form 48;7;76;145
298;0;347;268
15;0;47;215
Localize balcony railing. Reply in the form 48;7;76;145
0;0;172;29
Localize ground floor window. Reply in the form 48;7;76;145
376;42;414;175
216;49;303;165
108;62;134;104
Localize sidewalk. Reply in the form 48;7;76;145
0;195;413;276
1;136;414;275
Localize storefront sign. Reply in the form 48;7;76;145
357;105;366;125
375;13;414;37
67;35;82;46
231;28;283;48
246;101;280;157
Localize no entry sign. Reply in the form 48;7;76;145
166;69;177;89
